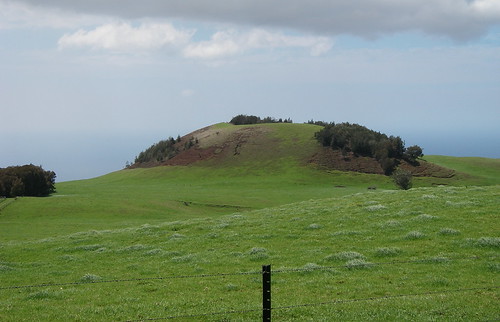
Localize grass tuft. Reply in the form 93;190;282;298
365;204;386;212
439;228;460;235
26;290;62;300
326;251;366;261
225;283;239;291
467;237;500;248
307;223;322;230
118;244;148;252
487;262;500;273
374;247;402;257
80;274;101;283
169;233;186;240
405;231;425;240
74;244;105;252
345;259;373;270
379;220;402;229
415;214;438;221
249;247;269;261
0;264;14;271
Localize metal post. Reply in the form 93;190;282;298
262;264;271;321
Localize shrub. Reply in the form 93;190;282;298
392;169;413;190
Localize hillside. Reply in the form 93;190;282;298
1;123;498;243
131;122;455;179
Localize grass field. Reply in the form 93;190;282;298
0;123;498;320
0;186;498;321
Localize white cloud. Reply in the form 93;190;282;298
183;29;333;59
58;22;194;52
57;23;333;59
471;0;500;17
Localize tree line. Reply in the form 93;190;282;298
0;165;56;197
134;136;181;164
230;115;293;125
313;122;423;175
133;135;200;165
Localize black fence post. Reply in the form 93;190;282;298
262;264;271;321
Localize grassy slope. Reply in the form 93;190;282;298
0;186;498;321
0;123;499;320
424;155;500;185
3;123;497;243
0;123;397;242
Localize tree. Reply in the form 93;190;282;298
392;169;413;190
0;165;56;197
404;145;424;163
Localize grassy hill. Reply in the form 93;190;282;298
0;122;498;320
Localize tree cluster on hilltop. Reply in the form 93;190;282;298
134;135;199;165
0;165;56;197
134;136;180;164
230;114;293;125
314;122;423;175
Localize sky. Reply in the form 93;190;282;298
1;0;499;182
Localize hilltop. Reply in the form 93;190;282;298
131;122;455;179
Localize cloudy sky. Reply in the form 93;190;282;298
1;0;499;181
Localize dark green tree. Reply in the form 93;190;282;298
404;145;424;163
392;169;413;190
0;165;56;197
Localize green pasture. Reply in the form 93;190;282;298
0;123;499;320
0;186;498;321
424;155;500;185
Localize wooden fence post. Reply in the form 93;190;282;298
262;264;271;321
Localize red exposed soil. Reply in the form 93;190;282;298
309;147;455;178
309;148;385;174
163;146;219;166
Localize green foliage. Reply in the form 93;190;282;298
134;136;181;164
392;168;413;190
305;119;329;127
229;114;292;125
404;145;424;163
314;122;408;174
0;164;56;197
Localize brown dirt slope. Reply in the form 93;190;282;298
309;147;455;178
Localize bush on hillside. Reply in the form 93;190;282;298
0;164;56;197
134;136;181;164
229;115;292;125
392;168;413;190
